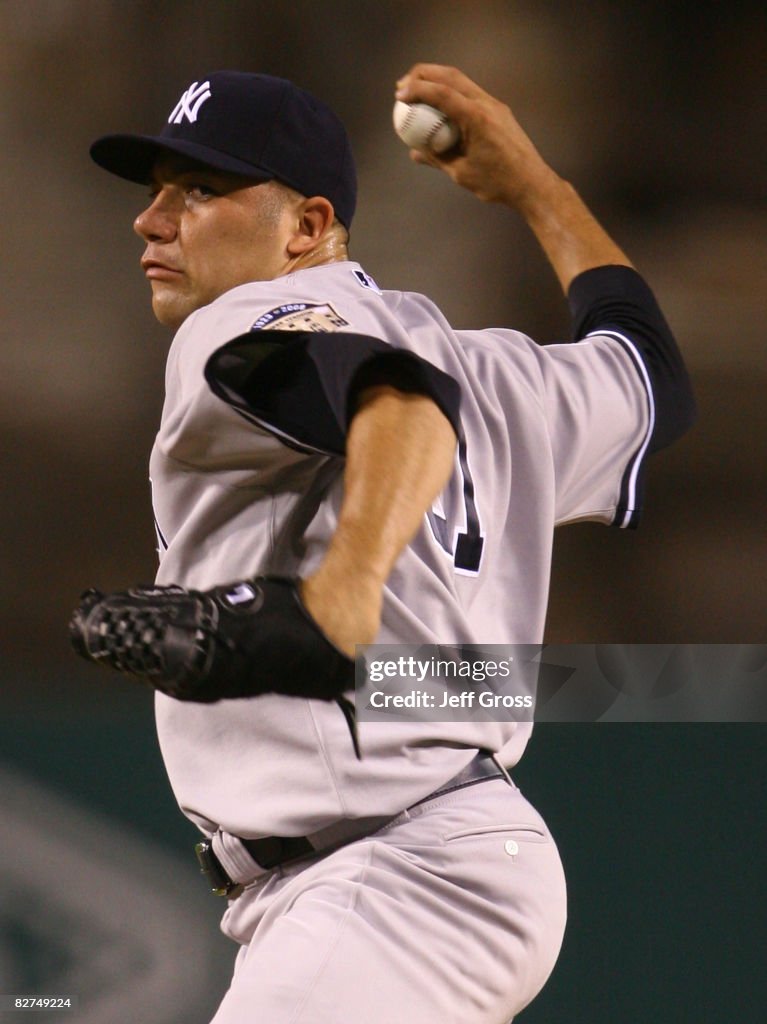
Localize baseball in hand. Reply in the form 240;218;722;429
392;100;460;155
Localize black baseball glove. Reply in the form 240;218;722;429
69;576;361;756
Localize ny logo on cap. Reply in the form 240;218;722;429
168;81;212;125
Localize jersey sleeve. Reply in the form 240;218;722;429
537;333;652;527
204;329;462;456
543;265;696;527
568;265;696;454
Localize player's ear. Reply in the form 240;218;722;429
286;196;336;255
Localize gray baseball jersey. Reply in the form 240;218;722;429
150;259;650;839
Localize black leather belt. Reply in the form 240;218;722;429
195;750;509;897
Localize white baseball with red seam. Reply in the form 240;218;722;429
392;100;460;154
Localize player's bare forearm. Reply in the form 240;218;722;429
395;63;632;293
301;386;456;656
510;171;632;294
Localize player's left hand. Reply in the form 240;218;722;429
68;576;358;703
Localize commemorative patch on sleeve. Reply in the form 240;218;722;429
251;302;350;333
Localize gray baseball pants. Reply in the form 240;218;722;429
210;777;567;1023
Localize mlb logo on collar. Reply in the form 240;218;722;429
352;269;382;293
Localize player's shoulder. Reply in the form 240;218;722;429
452;325;556;408
177;261;385;351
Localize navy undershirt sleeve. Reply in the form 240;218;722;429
567;265;696;453
205;330;462;457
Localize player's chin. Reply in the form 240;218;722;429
150;284;198;330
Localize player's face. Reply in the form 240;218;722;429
134;156;297;328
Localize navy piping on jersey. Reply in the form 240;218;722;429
585;329;656;529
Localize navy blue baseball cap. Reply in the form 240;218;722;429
90;71;357;229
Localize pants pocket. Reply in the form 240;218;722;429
443;822;548;844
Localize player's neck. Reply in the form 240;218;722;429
287;233;349;274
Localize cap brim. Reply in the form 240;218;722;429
90;133;274;185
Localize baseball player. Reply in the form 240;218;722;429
71;64;695;1023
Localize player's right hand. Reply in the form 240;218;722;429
394;63;558;209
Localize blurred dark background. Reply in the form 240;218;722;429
1;1;764;1021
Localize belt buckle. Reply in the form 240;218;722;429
195;840;243;898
